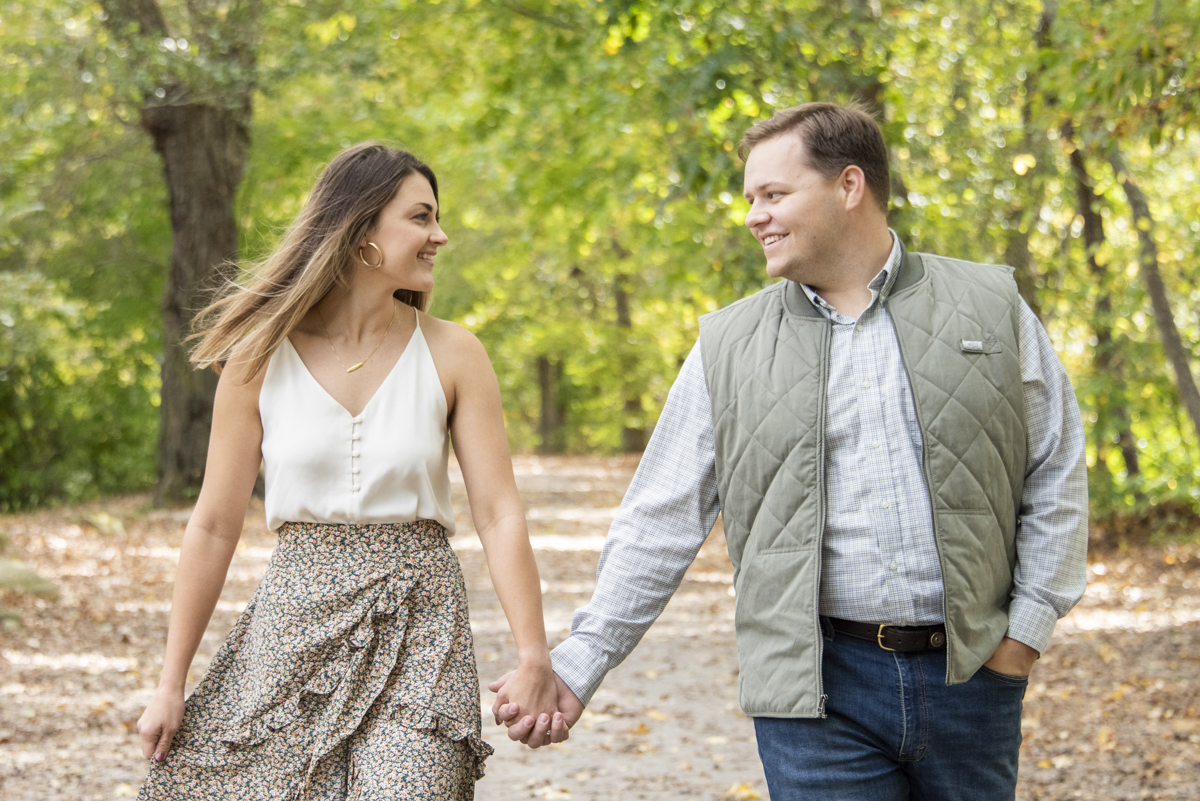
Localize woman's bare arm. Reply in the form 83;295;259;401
426;318;567;744
137;360;265;761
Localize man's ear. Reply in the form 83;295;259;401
839;165;868;212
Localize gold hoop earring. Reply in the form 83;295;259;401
358;242;384;269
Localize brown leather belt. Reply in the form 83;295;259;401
826;617;947;653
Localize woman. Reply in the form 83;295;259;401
135;143;567;799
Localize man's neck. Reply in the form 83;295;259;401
807;227;896;319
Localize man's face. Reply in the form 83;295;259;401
742;133;844;284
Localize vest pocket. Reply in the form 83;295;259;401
733;545;822;714
937;510;1015;684
937;508;1015;571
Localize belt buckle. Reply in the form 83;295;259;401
876;624;897;652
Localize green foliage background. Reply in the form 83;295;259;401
2;0;1199;521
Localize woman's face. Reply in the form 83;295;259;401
363;173;447;293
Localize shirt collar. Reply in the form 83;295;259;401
800;230;902;321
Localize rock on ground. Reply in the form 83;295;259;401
0;560;57;600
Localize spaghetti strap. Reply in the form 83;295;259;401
257;299;454;535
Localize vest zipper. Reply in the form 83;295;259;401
814;319;832;719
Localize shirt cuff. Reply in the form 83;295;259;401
550;636;609;707
1006;596;1061;655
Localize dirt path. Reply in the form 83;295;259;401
1;455;1198;800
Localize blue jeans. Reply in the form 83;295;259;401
754;624;1026;801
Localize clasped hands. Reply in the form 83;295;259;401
486;638;1034;750
488;663;584;748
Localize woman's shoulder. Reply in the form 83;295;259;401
418;312;488;359
418;312;496;399
218;336;278;397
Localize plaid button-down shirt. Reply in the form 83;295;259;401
551;236;1089;705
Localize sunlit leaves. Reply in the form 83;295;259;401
1042;0;1200;143
0;273;158;510
4;0;1199;513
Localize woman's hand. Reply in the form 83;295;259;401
137;688;186;762
490;660;568;745
491;668;581;748
133;357;264;764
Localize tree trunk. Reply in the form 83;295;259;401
537;355;566;454
838;0;918;236
146;103;251;502
1109;149;1200;442
1004;129;1044;320
1067;139;1139;478
613;275;645;453
1002;2;1059;322
100;0;256;503
1003;226;1043;320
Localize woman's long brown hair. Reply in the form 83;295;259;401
188;142;439;380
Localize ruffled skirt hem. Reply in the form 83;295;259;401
137;520;489;799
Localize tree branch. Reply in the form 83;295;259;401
1109;148;1200;443
100;0;169;40
504;1;580;32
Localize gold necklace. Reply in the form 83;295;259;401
318;301;397;373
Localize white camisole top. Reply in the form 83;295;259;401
258;307;455;534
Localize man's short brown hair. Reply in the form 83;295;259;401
739;102;890;213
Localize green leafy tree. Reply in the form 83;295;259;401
4;0;1199;525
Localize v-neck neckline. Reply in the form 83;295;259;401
284;313;421;419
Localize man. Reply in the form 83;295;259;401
495;102;1087;800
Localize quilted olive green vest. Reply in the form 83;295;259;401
698;245;1027;718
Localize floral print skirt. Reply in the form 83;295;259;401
137;520;493;800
